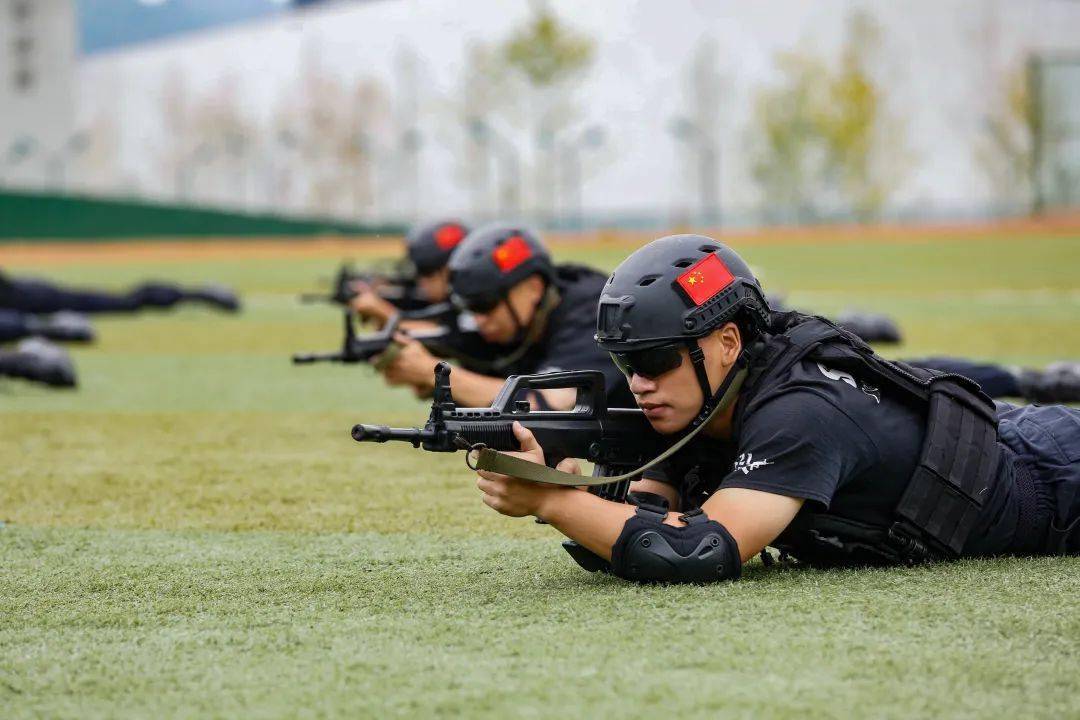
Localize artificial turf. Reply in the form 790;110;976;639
2;231;1079;718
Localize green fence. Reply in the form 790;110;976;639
0;190;404;240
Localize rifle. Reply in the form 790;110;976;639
299;261;430;311
292;311;469;366
350;361;749;574
351;362;664;503
291;306;501;371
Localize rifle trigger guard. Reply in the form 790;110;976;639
464;443;487;471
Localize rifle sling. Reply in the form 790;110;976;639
472;366;748;487
371;341;403;372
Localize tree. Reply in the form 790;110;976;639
750;12;905;222
159;67;193;200
670;37;725;225
817;13;884;218
976;65;1035;213
498;3;596;219
501;6;593;88
186;77;254;208
291;46;391;219
750;51;827;221
442;42;520;218
443;5;596;221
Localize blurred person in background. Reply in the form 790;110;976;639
766;292;904;344
905;356;1080;404
766;294;1080;403
0;308;94;344
0;269;240;315
0;337;77;388
0;270;239;390
349;219;469;329
375;223;630;409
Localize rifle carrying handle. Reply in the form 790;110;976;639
490;370;607;415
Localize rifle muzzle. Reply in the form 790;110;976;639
292;352;345;364
351;423;433;447
298;293;335;304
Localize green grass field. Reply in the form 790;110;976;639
2;232;1079;718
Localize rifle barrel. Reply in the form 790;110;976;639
351;424;434;447
299;293;335;304
292;351;346;364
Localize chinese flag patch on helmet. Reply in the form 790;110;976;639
492;235;532;273
434;224;466;251
676;252;735;306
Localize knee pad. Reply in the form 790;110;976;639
610;506;741;584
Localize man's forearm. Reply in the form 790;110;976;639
447;366;510;407
537;489;682;561
445;367;577;410
398;319;440;332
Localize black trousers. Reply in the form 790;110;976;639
996;402;1080;553
0;309;31;342
910;357;1020;399
0;275;182;315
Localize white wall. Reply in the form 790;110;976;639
46;0;1080;222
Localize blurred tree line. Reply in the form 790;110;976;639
977;66;1036;213
63;4;1048;226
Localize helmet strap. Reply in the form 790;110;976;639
688;342;750;429
471;351;749;489
505;276;555;345
484;285;561;373
505;296;526;344
687;341;713;409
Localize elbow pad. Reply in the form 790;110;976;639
560;492;672;574
610;506;741;584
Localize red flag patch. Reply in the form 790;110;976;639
434;223;466;250
676;252;735;306
492;235;532;273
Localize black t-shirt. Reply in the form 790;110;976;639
646;357;1021;561
509;264;632;407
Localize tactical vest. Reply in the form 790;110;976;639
730;312;1005;566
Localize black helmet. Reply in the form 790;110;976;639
448;223;553;311
596;235;769;427
405;220;471;275
596;234;769;351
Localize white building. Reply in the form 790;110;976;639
0;0;78;190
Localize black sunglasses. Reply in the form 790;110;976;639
452;292;503;314
415;266;443;279
609;343;685;379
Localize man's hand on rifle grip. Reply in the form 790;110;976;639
475;421;581;518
